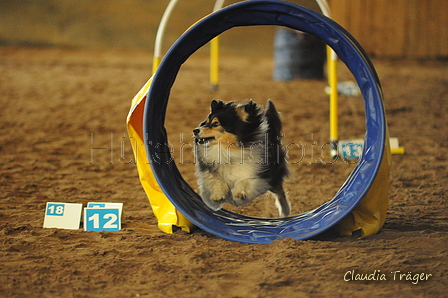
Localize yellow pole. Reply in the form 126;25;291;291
153;0;179;75
152;57;161;75
209;0;225;91
328;45;339;157
210;36;219;91
390;147;405;154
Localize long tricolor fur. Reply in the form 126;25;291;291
193;99;291;217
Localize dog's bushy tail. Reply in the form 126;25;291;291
265;100;282;134
265;100;290;178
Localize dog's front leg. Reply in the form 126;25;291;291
232;178;270;206
199;173;230;211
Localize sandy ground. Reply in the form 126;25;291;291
0;47;447;297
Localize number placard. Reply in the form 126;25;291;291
87;202;124;223
84;208;121;232
342;143;363;159
339;139;364;160
46;203;65;216
43;202;83;230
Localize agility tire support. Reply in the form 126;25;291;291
143;0;388;244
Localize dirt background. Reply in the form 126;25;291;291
1;1;447;297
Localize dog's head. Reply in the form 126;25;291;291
193;100;266;146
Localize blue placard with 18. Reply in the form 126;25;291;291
46;203;65;216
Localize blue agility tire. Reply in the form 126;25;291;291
143;0;386;244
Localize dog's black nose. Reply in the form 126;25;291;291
193;128;200;135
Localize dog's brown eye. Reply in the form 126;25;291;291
211;121;220;128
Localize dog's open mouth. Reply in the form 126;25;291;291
195;136;215;144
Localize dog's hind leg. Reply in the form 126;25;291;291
270;185;291;217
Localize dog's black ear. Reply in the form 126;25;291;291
211;99;224;112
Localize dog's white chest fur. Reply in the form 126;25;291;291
199;143;261;188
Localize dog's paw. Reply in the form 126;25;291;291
202;198;225;211
199;180;231;211
233;191;248;206
210;193;227;202
232;179;250;206
232;178;270;206
209;183;230;202
200;190;229;212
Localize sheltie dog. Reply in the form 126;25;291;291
193;99;290;217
